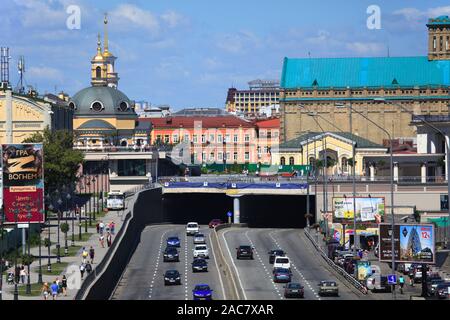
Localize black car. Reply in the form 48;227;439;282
192;258;208;272
268;249;286;264
163;247;180;262
236;245;253;259
164;270;181;285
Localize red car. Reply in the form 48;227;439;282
208;219;223;228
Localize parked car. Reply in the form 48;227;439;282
193;244;209;259
164;270;181;285
192;258;208;272
318;280;339;296
436;282;450;299
167;236;181;248
192;284;213;300
268;249;286;264
273;256;291;271
193;233;206;245
284;282;304;298
163;247;180;262
186;222;199;236
273;268;292;283
236;245;254;260
208;219;223;228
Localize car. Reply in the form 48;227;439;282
186;222;199;236
273;267;292;283
268;249;286;264
273;256;291;270
167;236;181;248
318;280;339;296
164;270;181;285
366;275;392;292
236;245;254;260
193;244;209;259
163;247;180;262
192;258;208;272
435;282;450;299
208;219;223;228
284;282;304;298
192;284;213;300
428;278;445;295
193;233;206;244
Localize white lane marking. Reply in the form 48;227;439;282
209;230;227;300
148;228;170;299
184;231;189;300
270;230;320;300
221;229;248;300
245;230;283;300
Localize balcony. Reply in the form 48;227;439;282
411;115;450;123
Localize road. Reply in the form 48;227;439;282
219;227;360;300
112;224;225;300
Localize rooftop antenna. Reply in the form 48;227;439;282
15;55;26;93
1;47;11;88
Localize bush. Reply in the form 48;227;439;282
60;223;69;234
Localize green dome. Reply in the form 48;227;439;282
70;86;135;116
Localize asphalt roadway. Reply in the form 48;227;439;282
219;228;360;300
112;224;225;300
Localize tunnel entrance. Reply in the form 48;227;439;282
161;192;315;228
240;195;315;228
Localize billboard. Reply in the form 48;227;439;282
356;261;372;281
333;197;385;224
2;144;44;224
379;223;435;264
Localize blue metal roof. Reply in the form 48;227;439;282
427;15;450;25
281;56;450;89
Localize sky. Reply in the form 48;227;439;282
1;0;450;110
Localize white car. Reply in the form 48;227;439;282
186;222;199;236
193;244;209;259
273;256;291;271
193;233;206;244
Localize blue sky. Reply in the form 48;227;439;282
1;0;449;110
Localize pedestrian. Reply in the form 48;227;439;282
99;221;105;235
20;266;26;284
89;246;95;264
82;247;89;264
96;222;100;234
41;282;50;300
50;281;59;300
409;276;414;287
15;265;20;283
85;262;92;274
99;234;105;248
106;232;112;247
399;275;405;294
110;222;115;235
61;275;68;296
80;263;86;280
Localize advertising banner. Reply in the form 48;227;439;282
379;223;435;264
357;261;372;281
333;197;385;224
2;144;44;224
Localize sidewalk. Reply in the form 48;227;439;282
1;195;134;300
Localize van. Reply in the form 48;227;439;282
273;256;291;271
186;222;199;236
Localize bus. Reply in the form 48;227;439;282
107;191;125;211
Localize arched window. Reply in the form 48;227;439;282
289;157;295;165
309;157;315;167
120;140;128;147
96;66;101;79
280;157;286;165
341;157;348;173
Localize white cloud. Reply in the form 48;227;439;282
28;66;63;81
216;31;261;54
110;4;160;34
345;42;385;55
393;6;450;23
161;11;183;28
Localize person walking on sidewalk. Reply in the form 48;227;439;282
62;275;68;296
99;221;105;235
96;222;100;234
41;282;50;300
110;221;115;235
106;231;112;247
51;281;59;300
20;266;26;284
82;247;89;264
99;234;105;248
89;246;95;264
80;263;86;280
399;275;405;294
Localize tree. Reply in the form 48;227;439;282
347;158;357;167
23;127;84;193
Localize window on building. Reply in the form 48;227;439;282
226;152;230;160
218;152;223;161
164;135;170;144
193;135;198;143
209;134;215;142
184;134;189;142
245;152;250;161
173;135;179;143
341;157;348;173
202;153;206;161
225;134;230;143
202;135;206;143
210;152;215;161
233;152;238;161
118;159;146;176
244;134;250;142
233;134;238;143
267;131;272;139
156;135;162;143
217;134;223;143
280;157;286;165
289;157;295;165
96;66;101;79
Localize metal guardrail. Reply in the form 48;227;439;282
304;228;368;295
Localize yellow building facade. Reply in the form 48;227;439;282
272;132;388;176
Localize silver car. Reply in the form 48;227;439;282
194;233;206;244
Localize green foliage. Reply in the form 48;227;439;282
22;127;84;193
347;158;357;167
21;254;35;266
44;238;51;248
60;223;70;234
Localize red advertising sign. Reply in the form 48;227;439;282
2;144;44;224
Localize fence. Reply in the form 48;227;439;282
304;228;368;295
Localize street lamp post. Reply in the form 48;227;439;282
87;179;92;227
67;193;74;246
0;205;4;301
13;208;19;300
37;206;44;284
25;207;32;295
92;176;97;223
47;203;53;273
57;197;62;263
